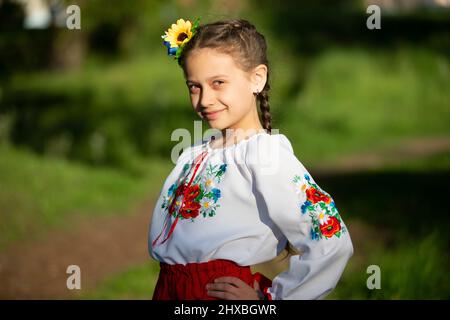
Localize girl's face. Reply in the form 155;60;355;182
184;48;265;132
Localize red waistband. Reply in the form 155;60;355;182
159;259;250;275
155;259;273;300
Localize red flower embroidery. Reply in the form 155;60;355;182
153;150;210;248
320;216;341;238
184;184;200;200
179;200;201;219
179;185;201;219
306;187;331;204
168;184;201;219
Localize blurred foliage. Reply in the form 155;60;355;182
79;261;159;299
2;53;197;174
0;1;52;76
281;47;450;163
329;230;450;299
0;144;172;249
1;0;449;174
257;0;450;55
0;0;449;299
2;47;448;173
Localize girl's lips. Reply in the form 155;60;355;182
202;109;226;120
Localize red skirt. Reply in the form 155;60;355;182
152;259;272;300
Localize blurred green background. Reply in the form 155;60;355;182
0;0;449;299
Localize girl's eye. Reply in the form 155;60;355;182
188;85;200;93
188;81;223;93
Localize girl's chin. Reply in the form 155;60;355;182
207;122;225;130
204;118;225;127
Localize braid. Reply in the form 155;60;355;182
257;83;272;133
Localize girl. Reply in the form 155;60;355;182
149;18;353;300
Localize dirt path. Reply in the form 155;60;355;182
0;199;155;299
314;136;450;174
1;136;449;299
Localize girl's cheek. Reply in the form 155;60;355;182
190;95;199;106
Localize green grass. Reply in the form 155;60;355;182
328;231;450;299
7;53;188;110
78;261;160;300
281;47;450;164
0;144;172;250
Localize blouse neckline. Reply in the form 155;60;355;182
205;130;270;152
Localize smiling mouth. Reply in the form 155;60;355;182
202;108;226;119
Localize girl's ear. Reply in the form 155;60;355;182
251;64;268;93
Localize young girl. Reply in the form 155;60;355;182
149;18;353;300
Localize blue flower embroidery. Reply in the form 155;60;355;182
211;188;221;202
168;183;177;196
301;200;311;215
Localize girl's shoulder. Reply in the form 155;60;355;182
205;131;294;154
245;132;311;176
176;131;296;165
246;132;295;158
257;132;293;149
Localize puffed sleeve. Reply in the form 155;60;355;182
245;134;354;300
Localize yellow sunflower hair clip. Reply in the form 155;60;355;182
161;18;201;61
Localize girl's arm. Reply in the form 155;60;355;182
246;134;354;300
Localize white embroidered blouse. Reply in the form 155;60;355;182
148;132;354;300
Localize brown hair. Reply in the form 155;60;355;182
179;18;296;259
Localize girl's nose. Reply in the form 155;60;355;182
200;88;215;107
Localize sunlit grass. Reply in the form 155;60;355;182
78;261;160;300
328;231;450;299
282;47;450;163
0;144;172;250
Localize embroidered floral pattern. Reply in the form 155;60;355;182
293;173;347;240
161;162;227;221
